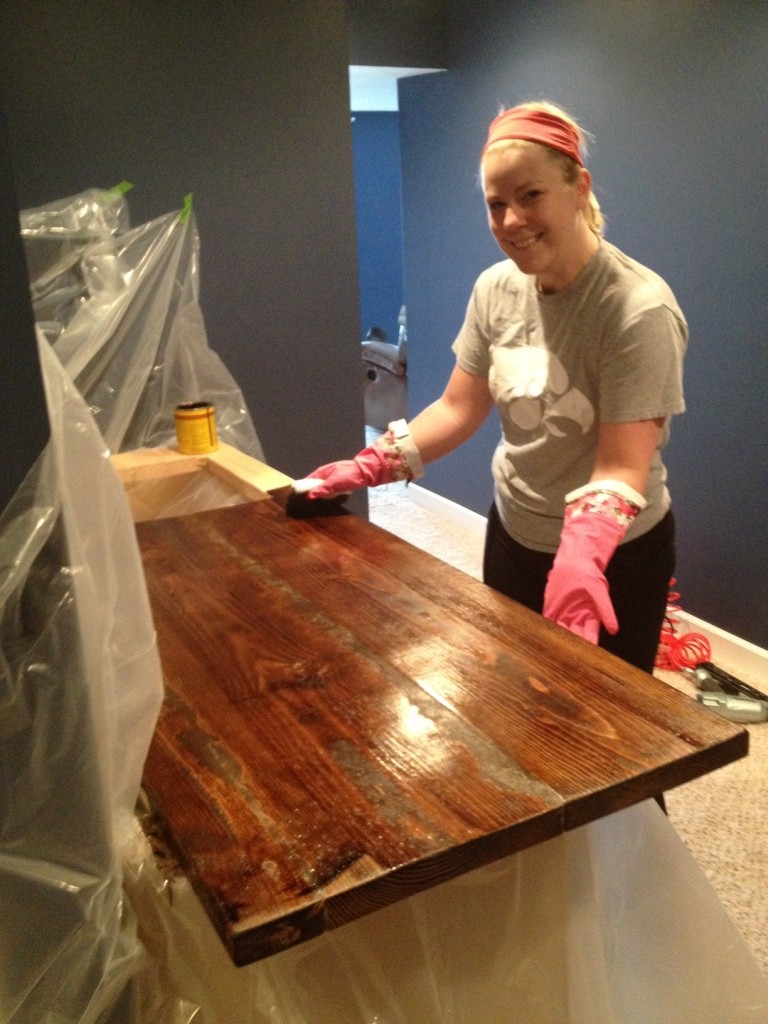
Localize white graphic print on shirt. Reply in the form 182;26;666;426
488;347;594;438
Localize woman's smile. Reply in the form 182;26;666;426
482;142;597;292
510;233;541;250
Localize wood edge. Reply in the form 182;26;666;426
203;443;293;499
227;807;566;966
110;447;207;483
110;443;294;498
564;727;750;832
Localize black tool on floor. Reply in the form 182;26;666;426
693;662;768;702
689;662;768;723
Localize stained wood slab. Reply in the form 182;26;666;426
136;499;747;966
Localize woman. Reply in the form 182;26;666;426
306;102;686;674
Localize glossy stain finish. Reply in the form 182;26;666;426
136;499;746;966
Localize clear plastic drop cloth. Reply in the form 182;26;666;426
121;799;768;1023
20;182;133;341
0;335;165;1023
20;187;264;461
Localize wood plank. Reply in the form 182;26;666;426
111;445;207;482
111;444;293;522
204;442;293;496
110;443;292;495
136;499;747;966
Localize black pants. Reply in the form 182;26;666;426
483;503;676;674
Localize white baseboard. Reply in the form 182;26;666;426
407;483;487;544
673;611;768;684
407;484;768;686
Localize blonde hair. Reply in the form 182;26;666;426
484;100;604;236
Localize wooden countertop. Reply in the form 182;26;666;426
135;497;747;966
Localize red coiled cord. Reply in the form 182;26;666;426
655;578;711;670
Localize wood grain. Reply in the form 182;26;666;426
136;499;747;965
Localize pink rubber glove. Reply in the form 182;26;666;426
307;446;395;498
305;420;424;499
543;483;645;644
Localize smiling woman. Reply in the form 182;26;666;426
483;102;604;230
302;100;687;677
481;142;598;294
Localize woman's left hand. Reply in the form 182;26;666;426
543;509;623;643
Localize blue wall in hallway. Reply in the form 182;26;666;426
352;112;405;345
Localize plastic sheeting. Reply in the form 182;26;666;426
2;186;262;1023
21;181;133;339
124;799;768;1023
20;186;264;459
0;336;164;1023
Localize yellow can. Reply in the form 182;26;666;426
174;402;218;455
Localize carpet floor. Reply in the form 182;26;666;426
368;480;768;977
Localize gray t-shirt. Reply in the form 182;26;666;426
452;241;687;552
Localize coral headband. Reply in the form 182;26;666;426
482;107;583;166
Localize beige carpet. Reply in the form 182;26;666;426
368;481;768;977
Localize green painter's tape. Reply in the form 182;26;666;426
106;180;133;199
179;193;193;223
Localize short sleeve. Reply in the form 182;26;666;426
599;304;687;423
451;280;493;377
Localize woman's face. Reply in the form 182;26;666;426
481;142;596;293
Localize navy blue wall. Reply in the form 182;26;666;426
352;112;405;344
399;0;768;647
0;1;365;507
0;107;48;511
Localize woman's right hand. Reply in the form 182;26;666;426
303;419;426;499
303;450;388;498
